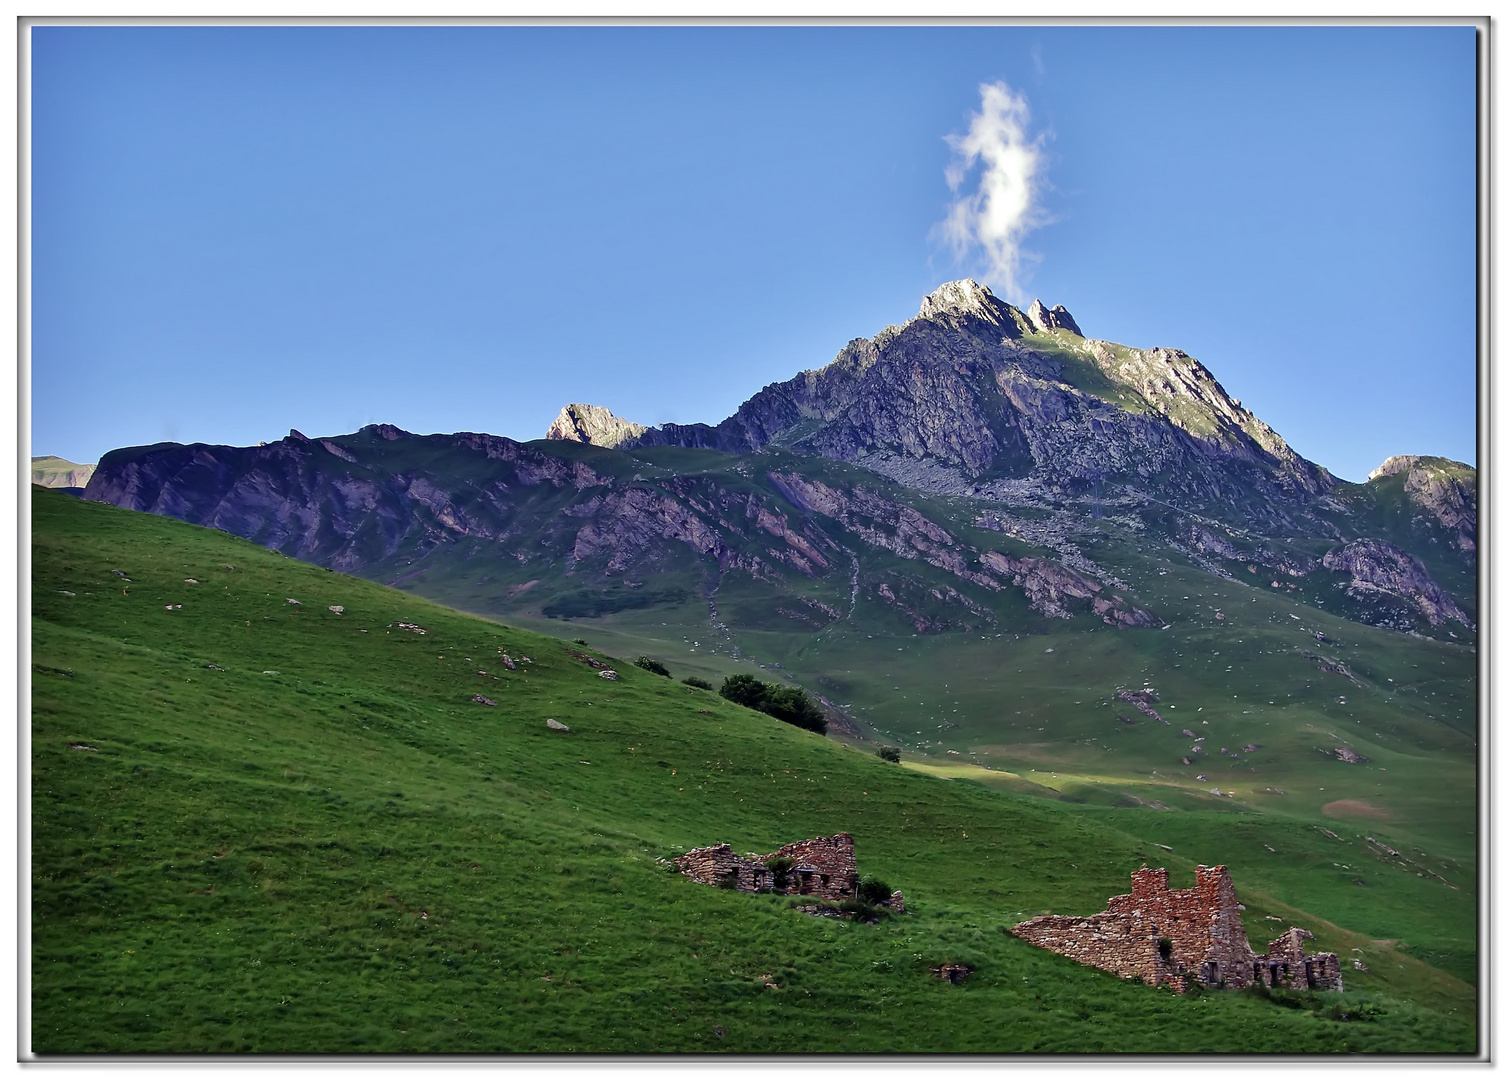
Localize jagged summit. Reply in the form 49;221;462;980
546;404;649;450
914;280;1081;339
917;279;1002;320
540;280;1339;522
1025;299;1083;337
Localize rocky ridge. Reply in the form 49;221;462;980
83;423;1155;637
547;280;1335;527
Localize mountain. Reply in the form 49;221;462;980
77;284;1477;823
50;279;1481;1044
546;281;1334;528
31;455;95;492
82;280;1473;650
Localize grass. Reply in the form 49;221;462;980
31;488;1476;1053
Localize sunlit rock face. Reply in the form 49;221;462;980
544;279;1335;527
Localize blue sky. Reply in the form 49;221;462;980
31;25;1477;482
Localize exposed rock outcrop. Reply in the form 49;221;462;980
546;403;650;450
1025;298;1083;336
1322;538;1471;629
1368;455;1477;555
980;551;1156;625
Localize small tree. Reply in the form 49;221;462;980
875;746;901;763
682;676;713;690
634;656;671;677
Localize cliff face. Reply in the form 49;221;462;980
546;280;1334;522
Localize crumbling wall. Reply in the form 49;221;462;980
1009;911;1180;989
673;833;867;904
1260;927;1343;992
766;834;859;901
673;844;773;892
1011;865;1341;995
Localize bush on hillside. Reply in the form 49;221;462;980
858;875;894;905
875;746;901;763
762;685;826;734
681;676;713;690
633;656;671;677
717;674;827;735
718;674;768;710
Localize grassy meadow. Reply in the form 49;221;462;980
31;488;1476;1052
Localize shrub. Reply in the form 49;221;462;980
762;685;826;734
858;875;894;905
718;674;768;710
875;746;901;763
572;638;588;646
633;656;671;677
718;675;827;735
681;676;713;690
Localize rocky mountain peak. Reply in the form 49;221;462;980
917;279;1002;321
1025;299;1083;337
1369;455;1424;482
361;423;412;442
546;403;650;450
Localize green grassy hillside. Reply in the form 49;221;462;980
31;489;1475;1053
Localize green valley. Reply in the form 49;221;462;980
30;488;1476;1053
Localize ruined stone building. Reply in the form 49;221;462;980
1010;866;1342;994
674;833;903;910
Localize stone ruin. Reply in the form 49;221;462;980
1010;866;1342;994
673;833;904;912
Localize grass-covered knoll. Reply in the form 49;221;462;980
31;490;1474;1052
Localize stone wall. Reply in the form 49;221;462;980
766;834;860;901
1011;866;1341;995
674;833;877;905
1260;927;1343;993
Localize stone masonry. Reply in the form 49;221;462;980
1010;866;1341;994
674;833;902;909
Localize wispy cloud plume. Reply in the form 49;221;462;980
940;82;1048;302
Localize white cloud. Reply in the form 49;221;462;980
940;82;1049;302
